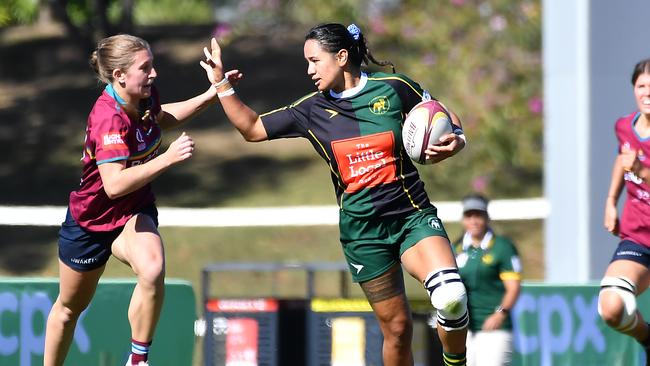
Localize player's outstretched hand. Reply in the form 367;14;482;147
200;38;224;81
424;133;465;164
164;132;194;165
199;38;244;85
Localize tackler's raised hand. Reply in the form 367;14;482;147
164;132;195;165
200;38;244;87
200;38;224;82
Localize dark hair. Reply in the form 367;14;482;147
305;23;395;73
631;58;650;85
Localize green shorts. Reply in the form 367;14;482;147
339;207;449;283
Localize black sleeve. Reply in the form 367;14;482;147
260;92;317;139
384;73;429;113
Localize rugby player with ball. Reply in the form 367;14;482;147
202;23;467;366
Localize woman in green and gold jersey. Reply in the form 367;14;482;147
201;23;468;366
453;193;522;366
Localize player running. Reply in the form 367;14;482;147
201;23;468;366
599;58;650;365
44;34;218;366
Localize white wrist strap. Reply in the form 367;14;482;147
213;77;229;88
218;88;235;98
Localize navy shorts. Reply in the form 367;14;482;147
610;240;650;267
58;205;158;272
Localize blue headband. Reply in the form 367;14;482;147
347;24;361;41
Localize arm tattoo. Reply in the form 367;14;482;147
360;265;405;303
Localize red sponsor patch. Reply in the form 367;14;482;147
101;132;127;150
331;131;398;193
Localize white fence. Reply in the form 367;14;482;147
0;198;548;227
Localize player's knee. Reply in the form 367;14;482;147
381;317;413;350
53;299;86;325
136;259;165;289
598;276;638;332
424;267;468;331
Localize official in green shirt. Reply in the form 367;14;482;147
453;193;522;366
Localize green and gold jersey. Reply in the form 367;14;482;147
260;72;434;218
453;230;522;331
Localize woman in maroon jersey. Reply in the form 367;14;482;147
599;58;650;363
44;34;222;366
200;23;468;366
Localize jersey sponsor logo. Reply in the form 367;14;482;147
101;132;127;150
129;147;160;167
368;96;390;115
331;132;398;193
324;108;339;119
624;171;644;185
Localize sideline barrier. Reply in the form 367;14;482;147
203;298;280;366
202;262;650;366
0;198;549;227
308;298;439;366
0;278;196;366
201;262;350;366
511;283;648;366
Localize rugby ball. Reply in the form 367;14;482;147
402;100;453;165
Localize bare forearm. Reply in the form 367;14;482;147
218;94;267;142
607;157;625;203
449;110;463;129
101;156;171;199
159;88;217;130
500;280;521;310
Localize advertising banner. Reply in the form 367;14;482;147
0;278;196;366
512;283;649;366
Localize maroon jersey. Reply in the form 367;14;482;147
615;112;650;247
69;85;162;231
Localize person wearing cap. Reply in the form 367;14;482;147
452;193;522;366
